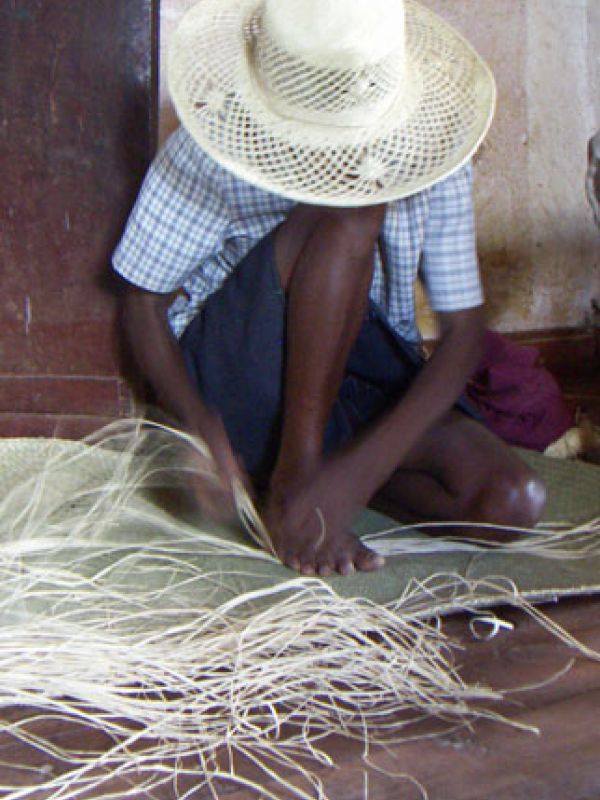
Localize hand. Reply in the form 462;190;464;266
187;411;251;523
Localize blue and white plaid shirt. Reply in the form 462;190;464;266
113;127;483;343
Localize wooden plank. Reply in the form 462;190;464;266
1;598;599;799
0;0;156;427
215;598;600;800
0;413;124;439
0;376;130;415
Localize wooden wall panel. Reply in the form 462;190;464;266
0;0;157;436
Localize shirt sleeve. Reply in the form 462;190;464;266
420;162;484;313
112;127;227;293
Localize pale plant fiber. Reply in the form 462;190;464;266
0;419;598;799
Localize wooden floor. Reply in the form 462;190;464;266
274;599;600;800
1;351;599;799
2;599;600;799
223;598;600;800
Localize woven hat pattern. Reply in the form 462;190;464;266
252;25;406;125
169;0;496;206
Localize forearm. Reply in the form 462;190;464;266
121;285;212;434
345;305;485;497
121;282;248;516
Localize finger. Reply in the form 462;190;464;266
235;455;253;493
193;483;236;520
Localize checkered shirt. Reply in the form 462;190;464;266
113;127;483;343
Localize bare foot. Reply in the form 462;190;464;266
263;458;385;577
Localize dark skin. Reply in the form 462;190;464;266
122;202;547;576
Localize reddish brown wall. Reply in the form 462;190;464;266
0;0;156;436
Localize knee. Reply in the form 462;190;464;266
275;203;386;287
475;467;547;529
319;204;386;252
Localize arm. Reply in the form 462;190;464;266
323;159;485;503
122;283;208;432
341;303;485;500
113;130;245;515
345;160;486;489
121;281;246;516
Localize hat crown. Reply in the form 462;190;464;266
168;0;496;205
251;0;408;126
262;0;405;69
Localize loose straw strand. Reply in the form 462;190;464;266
0;418;597;799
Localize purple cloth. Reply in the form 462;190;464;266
466;331;574;451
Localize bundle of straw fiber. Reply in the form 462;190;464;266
0;419;598;799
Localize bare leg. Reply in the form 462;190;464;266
262;207;546;575
264;204;386;576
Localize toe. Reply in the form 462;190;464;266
284;554;301;572
354;542;385;572
336;556;355;576
298;546;318;575
316;554;334;577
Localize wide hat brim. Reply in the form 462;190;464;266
168;0;496;206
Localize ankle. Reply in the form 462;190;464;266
269;451;321;496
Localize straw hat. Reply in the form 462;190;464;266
168;0;496;206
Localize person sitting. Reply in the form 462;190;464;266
113;0;546;577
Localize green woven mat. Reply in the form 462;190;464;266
339;449;600;607
0;439;599;613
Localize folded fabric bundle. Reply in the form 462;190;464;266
466;330;574;451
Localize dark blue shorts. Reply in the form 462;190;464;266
180;232;470;484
